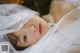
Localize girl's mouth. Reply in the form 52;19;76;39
39;23;42;34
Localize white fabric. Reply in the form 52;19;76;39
0;4;80;53
16;6;80;53
0;4;39;40
0;4;39;53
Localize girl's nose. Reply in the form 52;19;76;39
31;25;36;32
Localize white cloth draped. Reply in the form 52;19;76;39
0;4;39;40
0;4;39;53
17;6;80;53
0;4;80;53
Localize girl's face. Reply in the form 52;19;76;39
12;16;49;47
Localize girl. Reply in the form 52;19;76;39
0;4;54;51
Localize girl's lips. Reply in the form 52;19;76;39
39;23;42;34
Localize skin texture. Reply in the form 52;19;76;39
9;16;49;48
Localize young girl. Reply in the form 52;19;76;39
7;15;51;51
7;2;77;51
1;1;80;53
0;4;54;51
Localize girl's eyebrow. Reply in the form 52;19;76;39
8;33;19;41
12;33;18;39
7;33;19;46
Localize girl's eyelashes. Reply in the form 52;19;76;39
24;35;27;42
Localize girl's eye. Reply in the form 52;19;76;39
24;35;27;42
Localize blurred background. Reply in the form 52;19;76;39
0;0;77;23
0;0;52;16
